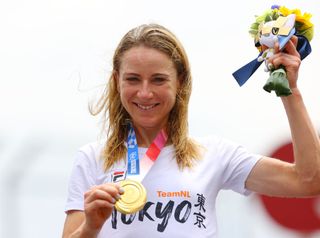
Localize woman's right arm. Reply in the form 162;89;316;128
62;183;123;238
62;211;87;238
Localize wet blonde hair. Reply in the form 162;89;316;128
90;23;201;170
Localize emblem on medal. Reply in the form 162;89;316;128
115;179;147;214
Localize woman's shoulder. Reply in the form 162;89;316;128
75;140;106;166
192;134;242;151
78;140;105;154
192;134;223;146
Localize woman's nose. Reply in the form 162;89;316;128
137;81;153;98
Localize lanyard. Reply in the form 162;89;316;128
126;123;168;179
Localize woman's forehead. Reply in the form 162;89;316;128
119;46;176;72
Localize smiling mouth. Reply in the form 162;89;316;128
135;103;159;110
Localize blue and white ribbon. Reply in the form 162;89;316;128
127;124;140;175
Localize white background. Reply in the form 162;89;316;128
0;0;319;237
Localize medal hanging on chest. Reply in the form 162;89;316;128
115;123;168;214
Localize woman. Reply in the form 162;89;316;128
62;24;320;237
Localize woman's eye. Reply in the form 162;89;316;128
153;77;166;84
126;77;139;82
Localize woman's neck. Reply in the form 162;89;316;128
133;125;167;148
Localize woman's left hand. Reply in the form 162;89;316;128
269;36;301;90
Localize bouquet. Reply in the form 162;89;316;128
233;5;313;96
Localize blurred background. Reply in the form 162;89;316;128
1;0;319;237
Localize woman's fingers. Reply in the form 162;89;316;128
85;189;116;205
272;54;300;69
266;36;301;89
85;183;122;204
283;36;300;57
268;36;301;68
82;183;123;231
85;198;115;212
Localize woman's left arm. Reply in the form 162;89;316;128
246;36;320;197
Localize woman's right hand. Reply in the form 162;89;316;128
82;183;123;233
62;183;123;238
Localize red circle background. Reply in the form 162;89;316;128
260;143;320;234
259;143;320;234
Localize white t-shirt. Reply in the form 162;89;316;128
65;135;261;237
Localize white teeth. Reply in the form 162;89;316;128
137;104;156;110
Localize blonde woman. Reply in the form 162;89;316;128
62;24;320;238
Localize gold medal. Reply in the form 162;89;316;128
115;179;147;214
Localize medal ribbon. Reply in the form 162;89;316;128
127;123;168;181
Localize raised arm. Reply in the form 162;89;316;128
245;36;320;197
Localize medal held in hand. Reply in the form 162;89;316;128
233;5;314;96
114;123;168;214
115;179;147;214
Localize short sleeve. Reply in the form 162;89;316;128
219;139;262;195
64;150;98;212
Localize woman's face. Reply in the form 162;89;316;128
117;46;179;132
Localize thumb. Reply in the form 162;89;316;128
283;36;300;57
291;35;298;48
